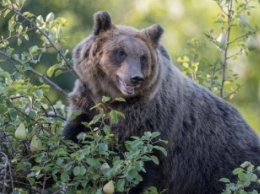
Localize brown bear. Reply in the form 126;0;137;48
63;11;260;194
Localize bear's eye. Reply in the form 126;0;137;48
118;50;126;58
140;55;147;63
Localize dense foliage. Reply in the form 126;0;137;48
0;0;260;193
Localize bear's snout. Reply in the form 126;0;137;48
130;74;144;86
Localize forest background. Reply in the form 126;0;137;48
1;0;259;131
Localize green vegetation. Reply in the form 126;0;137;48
221;162;260;194
0;0;259;193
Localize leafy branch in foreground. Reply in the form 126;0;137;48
0;0;72;192
1;94;167;193
221;161;260;194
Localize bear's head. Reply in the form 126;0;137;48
73;11;164;100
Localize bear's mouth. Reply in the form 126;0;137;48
117;76;135;95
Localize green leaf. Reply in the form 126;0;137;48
112;160;122;173
34;89;43;97
96;188;103;194
23;11;34;18
29;45;38;54
233;167;244;175
127;168;138;180
144;131;152;138
73;166;81;176
116;111;125;119
151;156;159;165
220;178;230;183
86;158;96;166
109;110;118;124
114;97;126;102
28;110;37;119
151;131;160;138
109;110;125;124
238;172;246;181
54;69;62;77
99;143;108;154
17;38;22;46
46;12;55;22
130;139;143;149
89;114;102;125
250;174;257;182
47;64;59;77
102;96;111;102
16;0;25;7
125;150;140;159
61;172;70;182
3;9;11;18
103;125;110;135
1;0;11;6
90;103;102;110
116;179;125;192
17;25;23;34
69;110;82;121
251;190;259;194
40;84;50;91
134;161;143;171
36;15;44;24
56;158;64;166
241;161;251;168
153;146;167;156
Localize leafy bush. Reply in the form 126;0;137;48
221;162;260;194
26;96;167;193
0;0;260;193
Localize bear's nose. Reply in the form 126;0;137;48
131;75;144;86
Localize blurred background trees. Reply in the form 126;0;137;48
5;0;259;131
1;0;259;131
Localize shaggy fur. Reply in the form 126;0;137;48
63;11;260;194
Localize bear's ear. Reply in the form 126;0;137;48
143;24;164;47
93;11;113;35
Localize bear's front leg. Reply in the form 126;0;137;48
63;112;93;143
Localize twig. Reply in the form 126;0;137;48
209;58;221;92
40;104;66;121
42;112;66;121
6;7;79;79
43;95;59;117
228;30;260;45
226;47;244;60
9;95;25;100
220;0;233;98
11;104;49;132
0;151;14;193
0;26;36;44
224;84;243;100
30;68;68;97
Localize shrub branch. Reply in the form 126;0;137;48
0;50;68;97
